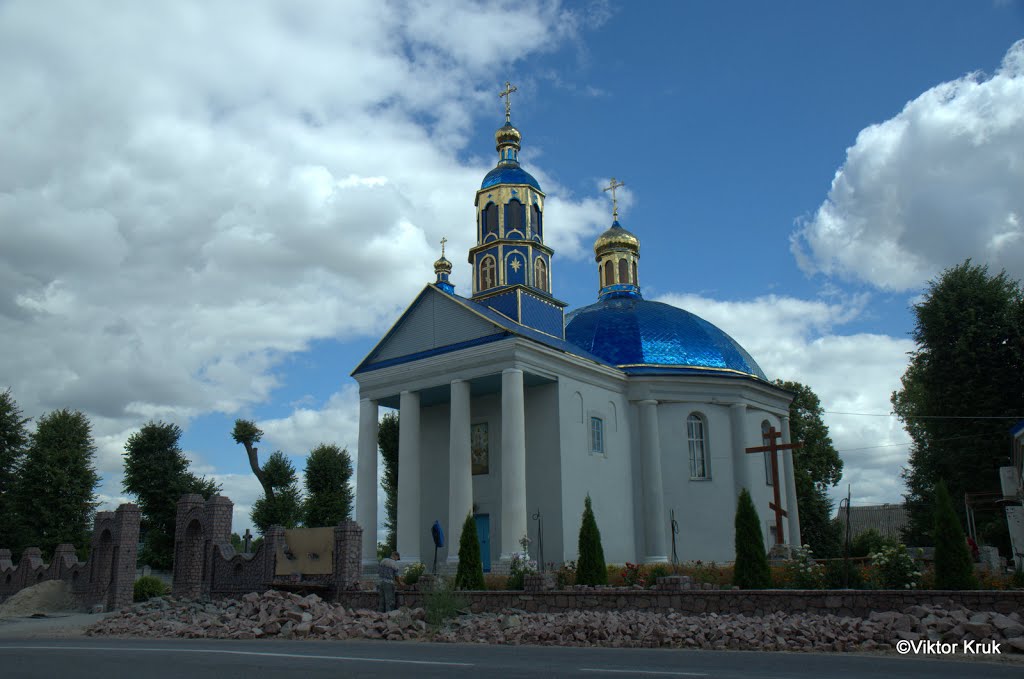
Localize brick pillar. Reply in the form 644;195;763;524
333;520;364;595
108;504;140;610
51;544;77;579
173;494;206;599
201;496;233;598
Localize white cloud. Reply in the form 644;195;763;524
791;40;1024;291
0;1;608;449
656;292;914;507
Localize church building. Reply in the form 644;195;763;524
352;85;798;572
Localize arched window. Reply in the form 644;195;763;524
531;204;542;239
603;260;614;287
483;204;498;239
480;255;497;291
687;413;709;479
535;257;548;292
632;261;638;285
761;420;774;485
618;258;628;284
505;199;525;234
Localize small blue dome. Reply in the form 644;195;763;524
565;297;767;380
481;166;542;190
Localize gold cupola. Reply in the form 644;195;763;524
595;178;641;300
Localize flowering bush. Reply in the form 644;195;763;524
620;562;647;587
682;560;732;586
785;545;825;589
869;544;922;590
506;551;537;590
554;560;577;588
402;561;426;585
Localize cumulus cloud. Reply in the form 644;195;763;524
0;0;608;441
791;40;1024;291
657;292;914;506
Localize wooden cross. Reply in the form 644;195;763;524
440;236;447;258
499;80;518;123
603;177;625;219
744;426;802;546
243;528;252;553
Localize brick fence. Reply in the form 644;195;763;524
335;587;1024;617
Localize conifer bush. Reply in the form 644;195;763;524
576;494;607;585
933;480;977;590
454;513;485;590
733;489;771;589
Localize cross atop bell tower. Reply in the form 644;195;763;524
603;177;625;220
499;80;518;123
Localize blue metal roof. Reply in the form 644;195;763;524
481;165;541;190
564;297;768;380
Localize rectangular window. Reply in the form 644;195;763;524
764;452;774;486
471;423;489;475
687;415;708;479
590;416;604;454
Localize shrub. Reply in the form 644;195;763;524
576;495;607;586
620;562;646;587
933;480;977;590
823;559;865;589
733;489;770;589
646;563;671;587
506;551;536;590
554;560;576;589
402;562;426;586
483;573;509;590
682;560;731;586
869;544;922;589
422;577;468;627
850;529;892;559
133;575;168;602
606;564;625;587
784;545;825;589
454;513;485;590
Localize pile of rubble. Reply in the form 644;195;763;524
87;591;1024;653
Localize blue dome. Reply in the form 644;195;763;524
565;297;767;380
481;166;542;190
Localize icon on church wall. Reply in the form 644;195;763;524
471;423;489;475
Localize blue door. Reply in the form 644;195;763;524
474;514;491;572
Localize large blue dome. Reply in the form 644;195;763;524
565;297;767;380
481;166;541;190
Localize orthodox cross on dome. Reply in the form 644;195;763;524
744;426;802;546
603;177;625;220
440;236;447;258
499;80;518;123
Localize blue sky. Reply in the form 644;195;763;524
2;1;1022;537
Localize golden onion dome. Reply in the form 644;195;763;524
495;122;522;149
594;221;640;259
434;255;453;276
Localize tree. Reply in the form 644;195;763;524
250;451;302;533
892;261;1024;545
733;489;770;589
0;388;30;550
454;513;485;590
123;421;221;569
933;480;977;590
774;380;844;558
232;419;274;501
13;409;100;557
302;443;354;526
576;494;607;586
378;412;399;552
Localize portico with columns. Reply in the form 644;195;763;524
351;83;800;572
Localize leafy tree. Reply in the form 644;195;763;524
933;480;977;590
378;412;399;552
850;528;895;558
733;489;770;589
302;443;354;526
576;494;607;586
454;513;484;590
775;380;844;558
250;451;302;533
13;409;100;557
123;421;220;569
892;261;1024;545
0;388;30;549
232;419;274;501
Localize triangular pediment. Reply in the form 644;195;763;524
353;286;509;373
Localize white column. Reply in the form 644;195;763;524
781;415;802;547
638;399;668;563
447;379;473;564
500;368;527;561
397;390;422;564
730;403;750;497
356;399;379;566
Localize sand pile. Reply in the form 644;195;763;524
0;580;76;618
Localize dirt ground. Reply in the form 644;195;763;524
0;580;112;639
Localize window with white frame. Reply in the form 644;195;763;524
761;420;774;485
590;416;604;454
687;413;709;479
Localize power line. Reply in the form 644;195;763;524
836;432;1004;454
825;411;1024;420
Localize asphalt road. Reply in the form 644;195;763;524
0;638;1019;679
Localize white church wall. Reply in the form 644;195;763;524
658;402;737;563
743;411;790;548
524;382;563;567
470;392;502;568
557;376;635;564
419;401;451;564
